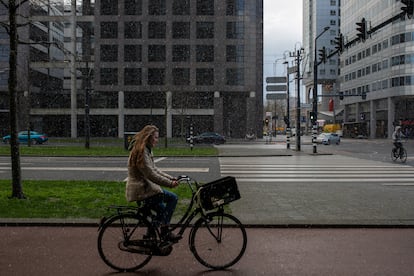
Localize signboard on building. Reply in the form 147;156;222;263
266;93;287;100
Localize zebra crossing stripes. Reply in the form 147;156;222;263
219;160;414;184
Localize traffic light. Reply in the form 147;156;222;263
339;91;344;100
318;47;326;64
334;33;344;53
356;18;367;41
310;111;317;124
401;0;414;19
264;118;269;126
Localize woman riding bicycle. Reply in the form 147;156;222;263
392;126;404;154
125;125;180;242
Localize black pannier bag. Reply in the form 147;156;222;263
198;176;241;210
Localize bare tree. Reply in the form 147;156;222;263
0;0;29;199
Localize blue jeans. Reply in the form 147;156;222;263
143;189;178;226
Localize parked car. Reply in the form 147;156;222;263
188;132;226;144
316;133;340;145
2;131;48;144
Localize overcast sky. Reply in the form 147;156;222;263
263;0;303;79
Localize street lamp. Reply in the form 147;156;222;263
283;60;290;149
312;26;330;153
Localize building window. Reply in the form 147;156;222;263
196;68;214;85
172;22;190;39
196;22;214;39
226;68;244;85
124;45;142;62
125;22;142;39
148;45;166;62
173;68;190;85
125;0;142;15
226;45;244;62
149;0;166;15
124;68;142;85
0;44;10;61
172;45;190;62
330;20;336;26
100;22;118;39
173;0;190;15
100;68;118;85
196;45;214;62
148;22;166;39
101;0;118;15
196;0;214;15
226;0;244;16
148;68;165;85
100;45;118;62
226;22;244;39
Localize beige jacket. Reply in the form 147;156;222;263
125;146;174;202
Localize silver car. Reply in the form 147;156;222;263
316;133;340;145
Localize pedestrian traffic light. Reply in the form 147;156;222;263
310;111;317;124
318;47;326;64
264;118;269;126
283;116;289;125
401;0;414;19
339;91;344;100
356;18;367;41
334;33;344;53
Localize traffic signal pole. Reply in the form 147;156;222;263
313;26;330;154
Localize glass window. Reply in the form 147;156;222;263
196;45;214;62
226;45;244;62
226;68;244;85
100;45;118;62
0;44;10;61
226;0;244;16
149;0;166;15
172;22;190;39
226;22;244;39
125;0;142;15
148;68;165;85
173;0;190;15
101;0;118;15
172;45;190;62
148;22;166;39
100;68;118;85
148;45;166;62
173;68;190;85
196;22;214;39
125;22;142;39
196;68;214;85
196;0;214;15
124;45;142;62
124;68;142;85
100;22;118;39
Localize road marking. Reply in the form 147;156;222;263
0;166;208;173
236;178;414;183
382;183;414;186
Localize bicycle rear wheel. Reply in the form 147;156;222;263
400;148;407;163
97;213;155;272
189;212;247;270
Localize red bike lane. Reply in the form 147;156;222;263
1;226;414;276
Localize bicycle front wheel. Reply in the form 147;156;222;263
97;214;155;272
400;148;407;163
190;212;247;270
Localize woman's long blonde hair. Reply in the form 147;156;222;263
129;125;159;168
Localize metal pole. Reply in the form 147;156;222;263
312;26;330;153
284;61;290;149
296;49;301;151
85;60;90;149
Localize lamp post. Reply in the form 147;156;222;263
283;60;290;149
312;26;330;153
290;47;304;151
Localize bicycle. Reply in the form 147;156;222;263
391;142;407;163
97;175;247;272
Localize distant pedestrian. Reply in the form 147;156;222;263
125;125;180;242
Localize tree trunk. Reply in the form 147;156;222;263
8;0;25;199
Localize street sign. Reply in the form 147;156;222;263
266;93;287;100
266;76;286;83
266;85;287;91
301;103;312;108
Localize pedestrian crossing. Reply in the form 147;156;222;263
219;156;414;184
